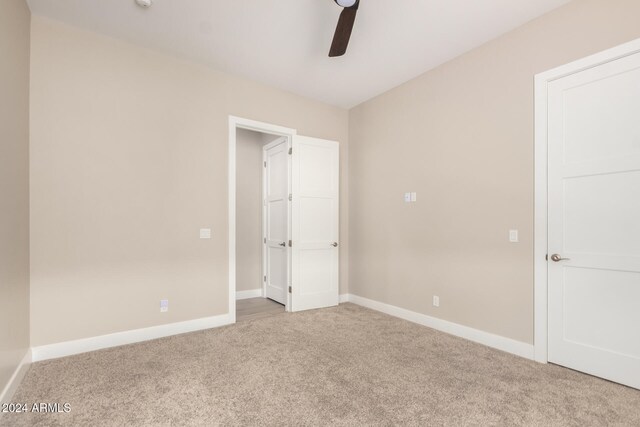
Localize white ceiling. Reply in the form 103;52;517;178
26;0;571;108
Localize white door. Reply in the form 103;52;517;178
263;138;289;305
290;136;339;312
547;52;640;389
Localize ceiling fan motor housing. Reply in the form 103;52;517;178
135;0;153;8
335;0;358;8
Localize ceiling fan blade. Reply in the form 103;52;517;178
329;6;358;57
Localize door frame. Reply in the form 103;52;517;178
533;38;640;363
228;116;297;323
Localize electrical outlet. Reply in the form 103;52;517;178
160;299;169;313
509;229;519;243
433;296;440;307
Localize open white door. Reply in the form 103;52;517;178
290;136;339;312
263;137;289;305
547;51;640;389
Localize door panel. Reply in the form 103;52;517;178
299;250;335;294
266;246;287;301
563;267;640;358
291;136;339;312
547;52;640;389
562;66;640;164
299;197;335;241
298;144;337;194
564;171;640;256
267;199;287;242
264;138;288;305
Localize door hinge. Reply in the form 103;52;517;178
263;237;266;244
263;275;266;282
288;240;292;247
545;254;548;261
288;193;292;201
288;147;292;155
288;286;292;293
263;161;266;167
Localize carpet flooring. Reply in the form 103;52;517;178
2;303;639;426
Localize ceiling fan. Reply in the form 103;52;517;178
329;0;360;57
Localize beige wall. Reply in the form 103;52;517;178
236;129;264;293
348;0;640;344
0;0;30;397
30;17;349;347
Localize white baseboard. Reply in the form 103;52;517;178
0;349;32;404
28;295;532;365
31;313;233;362
344;294;534;360
236;289;263;300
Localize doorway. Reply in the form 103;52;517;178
229;116;340;323
535;39;640;389
234;126;289;322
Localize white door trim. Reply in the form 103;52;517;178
533;38;640;363
228;116;297;322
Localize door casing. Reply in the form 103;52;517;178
533;37;640;363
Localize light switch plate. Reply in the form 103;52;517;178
199;228;212;239
509;229;519;243
411;192;417;202
404;193;412;203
